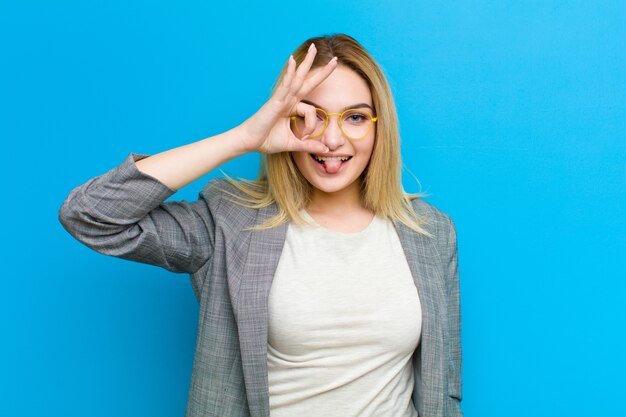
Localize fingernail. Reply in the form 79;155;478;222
309;43;315;51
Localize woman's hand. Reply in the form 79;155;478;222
239;43;338;155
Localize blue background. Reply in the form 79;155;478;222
2;1;625;416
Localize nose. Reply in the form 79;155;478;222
320;114;347;150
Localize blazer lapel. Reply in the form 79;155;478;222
393;218;446;417
234;203;287;417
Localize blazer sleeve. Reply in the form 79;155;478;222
58;152;218;275
444;215;463;415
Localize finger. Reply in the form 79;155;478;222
299;56;338;97
288;136;330;154
274;55;297;103
304;108;317;137
290;43;318;94
294;101;318;137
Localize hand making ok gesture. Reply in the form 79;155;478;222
239;43;338;155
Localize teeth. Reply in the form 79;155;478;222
313;155;350;162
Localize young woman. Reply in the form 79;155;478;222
59;34;463;417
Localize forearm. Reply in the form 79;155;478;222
134;124;250;191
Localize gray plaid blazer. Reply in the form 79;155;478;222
58;152;463;417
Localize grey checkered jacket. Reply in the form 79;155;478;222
58;152;463;417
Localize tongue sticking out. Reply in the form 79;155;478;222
323;159;343;174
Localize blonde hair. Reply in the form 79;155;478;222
217;33;433;237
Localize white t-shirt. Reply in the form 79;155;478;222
267;209;422;417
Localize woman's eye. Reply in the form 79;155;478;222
346;113;366;122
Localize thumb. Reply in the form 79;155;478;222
303;140;330;154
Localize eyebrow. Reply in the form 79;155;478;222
301;99;373;112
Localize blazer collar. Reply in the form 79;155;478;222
233;203;445;417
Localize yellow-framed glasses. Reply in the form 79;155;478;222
290;107;378;141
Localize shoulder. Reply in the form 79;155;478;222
409;196;453;224
200;177;238;201
199;177;263;219
407;197;456;248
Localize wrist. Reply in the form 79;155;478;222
234;120;260;153
231;123;256;155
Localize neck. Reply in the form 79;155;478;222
306;180;365;216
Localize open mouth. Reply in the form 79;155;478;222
309;154;353;174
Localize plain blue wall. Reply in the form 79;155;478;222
1;1;624;416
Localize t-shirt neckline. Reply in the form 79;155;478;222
300;208;378;237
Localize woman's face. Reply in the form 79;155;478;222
291;65;376;197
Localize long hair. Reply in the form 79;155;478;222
218;33;432;237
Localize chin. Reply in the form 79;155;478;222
302;168;364;195
308;179;355;194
